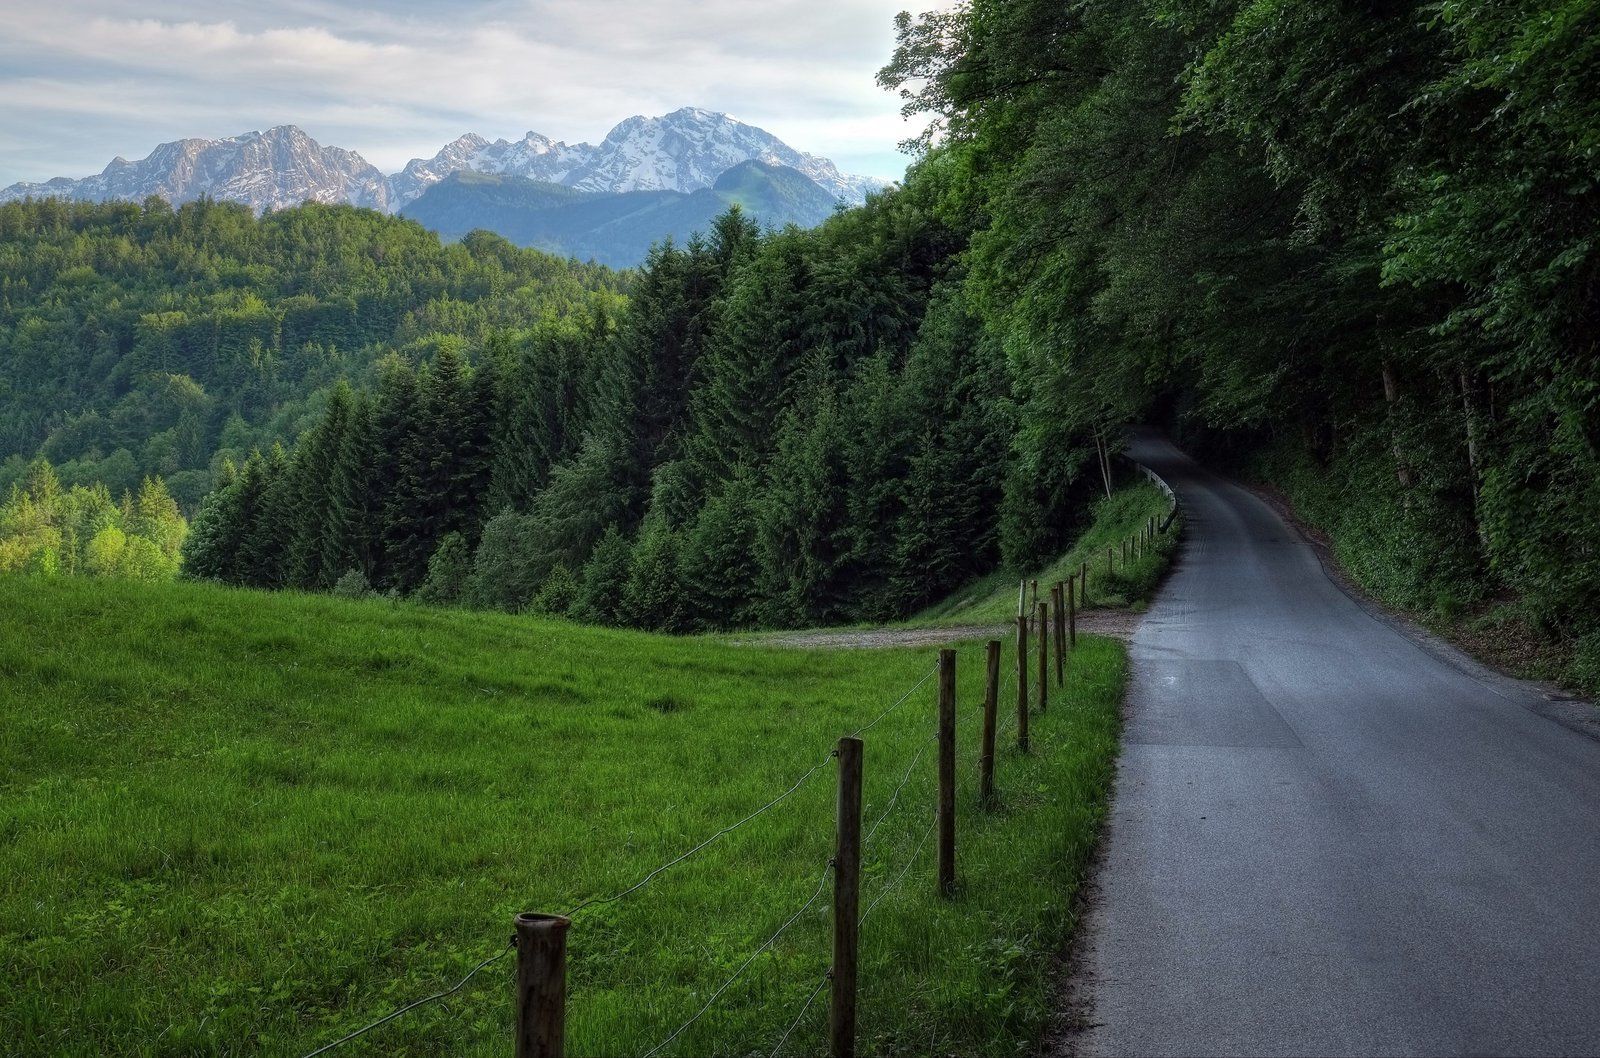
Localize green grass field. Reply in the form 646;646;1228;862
1;576;1124;1057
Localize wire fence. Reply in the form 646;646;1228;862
294;632;1069;1058
641;856;835;1058
288;480;1171;1056
296;657;944;1058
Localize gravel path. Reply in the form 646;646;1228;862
735;610;1143;649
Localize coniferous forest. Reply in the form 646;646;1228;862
1;1;1596;682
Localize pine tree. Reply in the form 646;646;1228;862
486;322;594;513
677;468;761;629
571;524;633;626
285;380;352;589
376;360;426;591
239;443;292;587
753;363;852;626
685;229;811;486
621;518;687;632
325;391;379;580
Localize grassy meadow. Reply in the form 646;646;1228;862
1;576;1123;1057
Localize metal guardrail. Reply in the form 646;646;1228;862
1133;462;1180;534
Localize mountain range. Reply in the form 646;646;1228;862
0;108;889;215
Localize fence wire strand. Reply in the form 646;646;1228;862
850;662;939;738
770;968;831;1058
860;812;938;928
863;727;938;848
642;857;835;1058
298;940;514;1058
565;747;836;919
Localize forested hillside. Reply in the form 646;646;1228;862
184;201;1017;627
868;0;1598;685
0;198;622;508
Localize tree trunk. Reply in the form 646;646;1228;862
1093;426;1113;500
1381;359;1414;506
1459;362;1489;550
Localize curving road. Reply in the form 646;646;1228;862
1064;432;1600;1056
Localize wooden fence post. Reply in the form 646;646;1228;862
515;913;571;1058
1067;576;1076;648
1052;584;1065;688
980;640;1000;806
1035;601;1048;714
937;649;957;898
832;736;863;1058
1015;615;1029;752
1081;562;1089;608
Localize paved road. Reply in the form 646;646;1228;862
1067;432;1600;1057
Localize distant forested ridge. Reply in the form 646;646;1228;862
0;197;623;509
400;160;847;268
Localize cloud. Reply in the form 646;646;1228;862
0;0;926;186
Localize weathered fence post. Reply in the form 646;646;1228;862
937;649;957;898
980;640;1000;806
1081;562;1089;608
1067;576;1077;648
1015;614;1029;752
1053;584;1065;687
1029;580;1039;631
1035;601;1049;714
515;913;571;1058
832;736;863;1058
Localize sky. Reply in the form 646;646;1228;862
0;0;935;189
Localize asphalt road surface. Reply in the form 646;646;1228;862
1066;432;1600;1057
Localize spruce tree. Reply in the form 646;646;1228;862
325;391;379;581
376;360;427;590
239;443;293;588
571;524;633;626
285;380;352;589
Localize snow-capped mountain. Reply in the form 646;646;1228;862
0;127;390;213
388;108;887;209
1;110;892;216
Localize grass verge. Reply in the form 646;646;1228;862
912;483;1180;626
1;576;1122;1056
